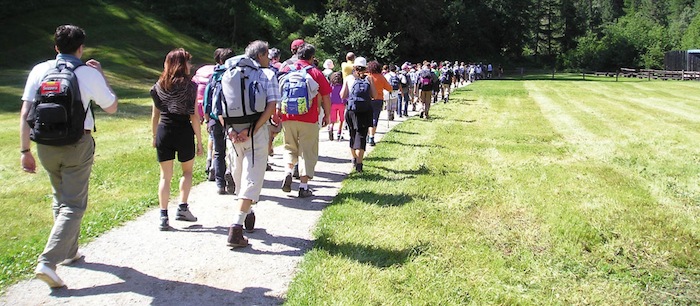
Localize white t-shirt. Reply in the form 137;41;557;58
22;60;116;130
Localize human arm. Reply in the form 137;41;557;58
19;101;36;173
85;59;118;114
320;94;331;127
190;112;203;155
151;105;160;148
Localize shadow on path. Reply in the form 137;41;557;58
50;262;282;306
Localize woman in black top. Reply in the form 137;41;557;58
150;48;203;231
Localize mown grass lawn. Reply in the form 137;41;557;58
286;78;700;305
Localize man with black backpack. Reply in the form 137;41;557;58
19;24;118;288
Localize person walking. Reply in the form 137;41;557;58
222;41;280;248
341;52;355;79
150;48;203;231
327;71;345;141
418;64;438;119
339;57;375;172
366;60;392;146
19;24;118;288
202;48;235;194
278;43;331;198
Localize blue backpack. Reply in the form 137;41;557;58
389;74;400;90
347;77;372;113
278;65;318;115
203;65;226;120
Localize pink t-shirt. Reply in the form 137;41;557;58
192;65;215;117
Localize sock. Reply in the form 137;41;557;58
160;209;168;217
247;208;254;215
235;210;247;226
178;203;188;210
285;167;293;176
299;183;308;190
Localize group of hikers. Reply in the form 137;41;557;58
18;24;475;289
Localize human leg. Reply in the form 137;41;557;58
36;135;94;270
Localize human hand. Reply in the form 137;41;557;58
235;128;249;143
196;142;203;156
21;152;36;173
322;116;330;127
85;59;103;72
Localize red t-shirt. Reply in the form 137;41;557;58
280;60;332;123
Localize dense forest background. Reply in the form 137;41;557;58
3;0;700;71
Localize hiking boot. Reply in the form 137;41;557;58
225;173;236;195
369;137;376;146
337;133;343;141
292;164;300;179
328;129;334;141
217;187;227;195
227;226;249;248
298;188;313;198
176;207;197;222
419;111;424;118
355;163;363;173
282;174;293;193
244;212;256;233
159;216;171;231
35;263;64;288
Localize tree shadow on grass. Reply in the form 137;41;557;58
314;235;430;268
50;262;282;305
332;190;414;207
370;164;430;176
379;140;445;149
391;129;419;135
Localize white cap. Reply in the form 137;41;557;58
323;59;334;69
354;57;367;68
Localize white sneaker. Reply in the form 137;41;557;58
35;263;65;288
59;251;83;265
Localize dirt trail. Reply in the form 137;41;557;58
1;110;413;306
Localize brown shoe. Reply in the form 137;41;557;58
227;226;249;248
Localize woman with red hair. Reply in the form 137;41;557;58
150;48;203;231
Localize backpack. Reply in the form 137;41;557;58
389;73;400;90
203;65;226;119
347;77;372;113
439;68;452;84
419;70;433;90
278;65;319;115
219;56;268;125
27;60;91;146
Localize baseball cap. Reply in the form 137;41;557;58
291;39;305;50
354;57;367;68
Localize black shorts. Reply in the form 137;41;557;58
155;123;195;162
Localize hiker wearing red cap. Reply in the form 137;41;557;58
280;39;304;71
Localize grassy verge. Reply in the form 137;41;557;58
285;79;700;304
0;0;213;289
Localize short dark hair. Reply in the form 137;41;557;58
367;60;382;74
214;48;233;65
296;43;316;61
54;25;86;54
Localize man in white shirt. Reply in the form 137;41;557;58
19;24;118;288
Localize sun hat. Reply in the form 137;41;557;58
323;59;334;69
353;57;367;68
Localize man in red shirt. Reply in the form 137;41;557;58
277;43;331;198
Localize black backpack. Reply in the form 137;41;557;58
27;60;92;146
347;77;372;113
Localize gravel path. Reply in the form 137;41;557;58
0;110;413;306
